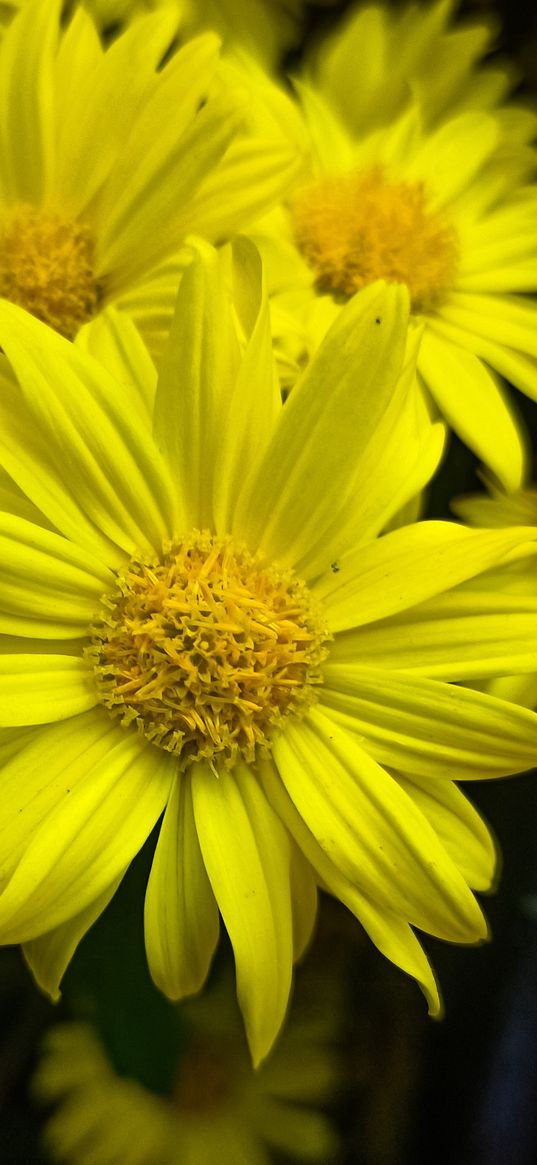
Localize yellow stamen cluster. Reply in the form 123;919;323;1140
88;531;329;771
0;204;101;338
290;166;459;312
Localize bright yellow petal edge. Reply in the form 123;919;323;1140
0;242;536;1065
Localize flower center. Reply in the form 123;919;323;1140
0;205;102;338
290;166;459;312
87;531;329;771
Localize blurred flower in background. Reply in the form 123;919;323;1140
0;0;301;356
33;967;341;1165
248;0;537;490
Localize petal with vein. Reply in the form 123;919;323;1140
314;521;537;631
273;711;485;942
77;307;156;417
329;589;537;679
0;512;112;639
145;775;220;1000
419;327;527;491
259;758;441;1015
23;875;122;1000
431;313;537;404
234;282;409;564
0;300;176;556
320;665;537;777
0;654;96;726
191;762;293;1066
0;724;174;942
0;0;58;201
154;242;242;530
394;772;496;892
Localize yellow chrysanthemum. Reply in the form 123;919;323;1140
248;5;537;490
0;243;537;1065
34;973;340;1165
0;0;301;355
453;480;537;711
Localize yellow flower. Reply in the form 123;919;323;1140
249;5;537;490
0;243;537;1065
34;973;340;1165
0;0;301;354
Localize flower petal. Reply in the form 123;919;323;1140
320;665;537;777
314;520;537;631
419;326;527;491
0;0;58;202
0;512;111;638
0;300;176;559
23;875;122;1001
153;242;242;531
431;313;537;404
273;711;485;942
191;761;294;1066
393;772;496;892
0;715;174;942
213;238;281;534
0;654;96;726
234;282;410;564
259;757;441;1015
55;6;180;218
145;775;220;1000
76;307;156;418
96;39;243;285
289;844;318;961
281;335;445;579
330;589;537;679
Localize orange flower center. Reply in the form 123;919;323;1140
88;531;329;771
290;166;459;312
0;205;102;337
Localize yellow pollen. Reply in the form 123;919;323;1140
87;531;330;771
0;205;102;338
290;166;459;312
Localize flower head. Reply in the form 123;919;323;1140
0;243;536;1065
249;2;537;491
0;0;301;353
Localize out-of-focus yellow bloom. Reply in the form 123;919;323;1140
248;1;537;490
34;974;340;1165
0;0;301;355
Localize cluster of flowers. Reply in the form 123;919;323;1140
0;0;536;1159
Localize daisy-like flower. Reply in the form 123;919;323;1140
0;0;301;356
0;244;537;1065
34;971;340;1165
249;11;537;491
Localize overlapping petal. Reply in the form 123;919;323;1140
320;666;537;777
145;776;220;1001
273;711;486;943
191;761;294;1065
233;282;410;563
0;714;174;942
0;300;176;558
